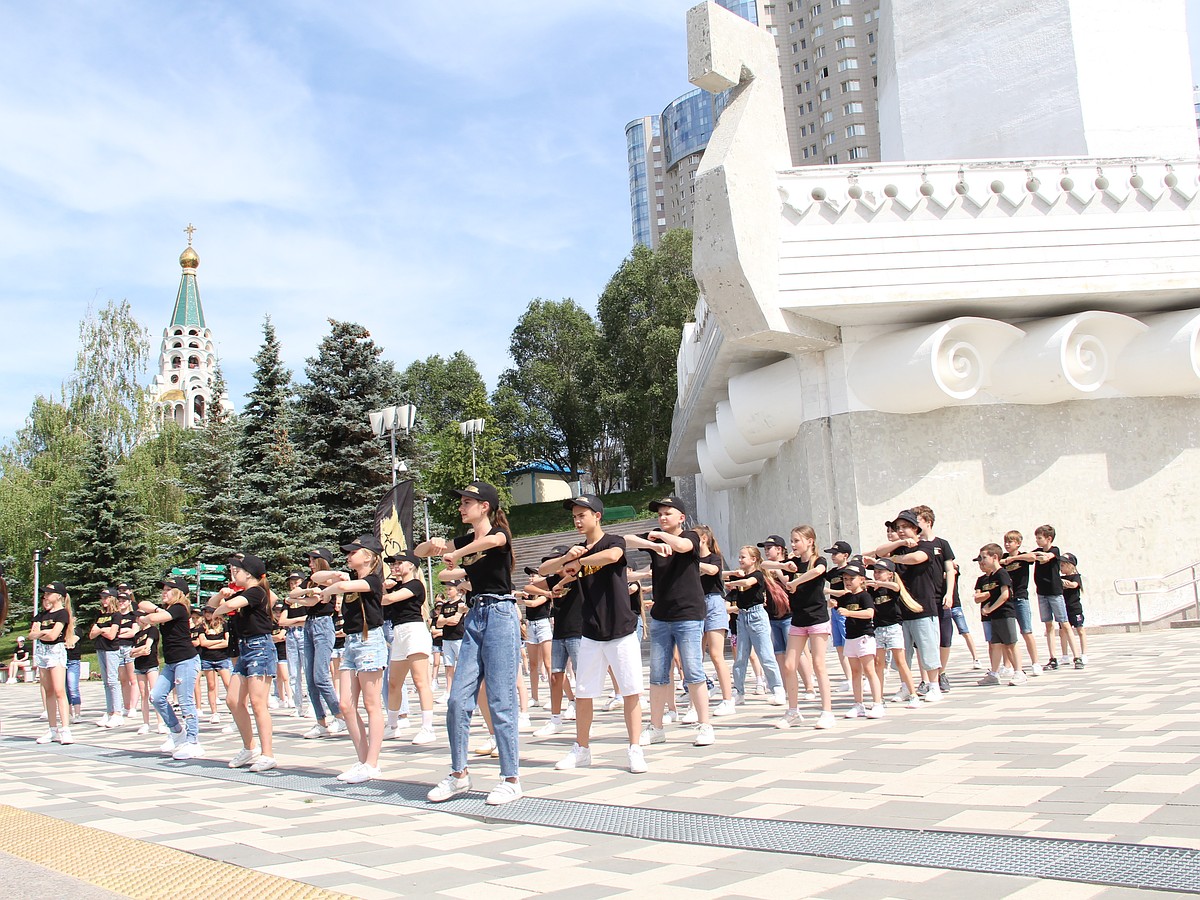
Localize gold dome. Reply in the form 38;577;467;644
179;246;200;269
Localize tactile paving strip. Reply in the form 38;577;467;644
0;803;345;900
17;737;1200;894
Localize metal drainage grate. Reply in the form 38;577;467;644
15;737;1200;895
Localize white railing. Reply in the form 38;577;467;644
1113;562;1200;631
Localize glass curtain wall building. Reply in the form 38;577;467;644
626;116;665;248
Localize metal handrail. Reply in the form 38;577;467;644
1113;562;1200;632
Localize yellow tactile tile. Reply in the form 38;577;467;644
0;804;346;900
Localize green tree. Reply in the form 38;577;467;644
596;229;697;486
178;368;241;563
398;351;491;434
119;422;192;580
420;423;518;531
295;320;397;543
499;299;602;483
66;299;152;458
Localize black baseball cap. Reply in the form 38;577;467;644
306;548;333;563
41;581;66;595
159;576;190;593
873;558;897;572
825;540;852;555
1061;552;1078;566
229;553;267;578
287;571;305;581
563;494;604;514
385;551;419;566
840;562;867;578
893;510;921;528
451;481;501;510
99;587;114;598
757;534;787;549
523;565;540;576
648;495;687;515
342;535;384;555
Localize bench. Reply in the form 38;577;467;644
605;505;638;521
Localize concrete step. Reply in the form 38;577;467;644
511;519;658;579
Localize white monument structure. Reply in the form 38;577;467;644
670;1;1200;625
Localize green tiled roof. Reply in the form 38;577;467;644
170;273;206;330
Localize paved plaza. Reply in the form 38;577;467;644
1;628;1197;898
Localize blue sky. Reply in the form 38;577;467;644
1;1;1199;446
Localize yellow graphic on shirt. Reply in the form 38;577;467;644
458;551;484;567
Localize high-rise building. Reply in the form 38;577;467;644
625;115;666;249
149;225;228;429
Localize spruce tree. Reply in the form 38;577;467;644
179;367;240;564
59;430;147;617
296;319;395;542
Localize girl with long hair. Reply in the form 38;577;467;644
130;613;162;736
278;572;309;717
382;552;436;746
89;589;123;727
723;547;785;705
197;606;233;724
214;554;277;772
294;549;346;739
694;525;734;718
140;577;203;759
419;481;523;806
777;525;834;730
31;583;73;745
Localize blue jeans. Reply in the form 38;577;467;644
151;655;200;743
649;617;705;685
66;659;81;706
446;597;521;779
284;627;307;711
303;615;341;722
769;618;790;654
733;605;783;693
99;649;123;714
831;608;847;648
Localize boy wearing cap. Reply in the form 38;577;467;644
973;544;1022;684
836;563;884;718
912;505;975;689
626;495;715;747
1000;531;1042;676
874;510;945;703
533;552;583;738
823;540;856;693
866;560;920;708
542;495;646;773
1060;553;1087;668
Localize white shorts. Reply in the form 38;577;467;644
389;622;433;661
844;634;877;659
575;633;644;699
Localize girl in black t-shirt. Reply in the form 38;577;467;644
695;525;734;717
138;578;203;760
197;607;232;725
277;573;309;717
778;526;834;730
382;554;436;746
723;547;785;704
131;622;161;736
31;583;73;745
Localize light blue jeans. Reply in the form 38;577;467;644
649;617;705;685
151;655;200;743
98;649;123;714
733;604;783;693
303;615;341;722
284;626;307;712
446;597;521;779
66;659;81;707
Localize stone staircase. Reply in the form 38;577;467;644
511;519;658;579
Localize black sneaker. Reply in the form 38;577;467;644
916;681;930;696
937;673;951;693
1045;657;1059;670
1073;657;1085;669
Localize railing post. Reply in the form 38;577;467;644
1193;565;1199;621
1136;593;1143;633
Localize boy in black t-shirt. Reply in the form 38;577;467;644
973;544;1022;685
1000;530;1042;676
1031;524;1080;670
1060;553;1087;668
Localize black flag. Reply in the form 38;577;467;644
375;480;415;558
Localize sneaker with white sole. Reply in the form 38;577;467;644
844;704;865;719
472;735;498;757
159;728;184;753
639;726;666;746
303;724;331;740
972;658;983;669
58;727;75;744
105;714;125;729
562;702;576;721
769;688;786;707
1080;654;1088;665
533;718;562;738
136;723;151;735
555;743;592;770
801;691;817;702
221;724;237;735
693;723;715;746
209;713;222;725
1009;671;1029;685
518;712;532;731
486;780;522;806
754;679;767;695
680;707;699;725
731;691;745;706
337;762;366;782
327;719;347;736
427;772;471;802
158;723;169;735
172;742;205;760
904;695;920;709
775;710;803;729
627;744;647;773
96;714;110;728
228;747;259;768
814;710;836;729
411;726;436;746
977;672;1000;685
890;689;912;703
602;695;621;712
249;756;277;773
268;695;279;710
924;685;943;704
36;729;56;744
662;710;678;725
866;704;886;719
712;699;736;717
1031;663;1043;676
382;723;406;740
342;764;380;784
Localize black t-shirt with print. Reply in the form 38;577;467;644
453;527;514;598
341;572;384;635
36;608;70;645
438;598;465;641
837;590;875;639
161;604;200;664
272;600;287;647
928;536;955;599
870;584;902;628
1063;572;1083;608
1033;546;1063;595
697;552;726;598
305;574;335;618
789;556;830;627
233;586;274;638
550;574;583;640
333;611;346;649
577;533;637;642
1002;556;1032;599
66;625;82;661
976;568;1015;621
386;578;426;626
525;587;552;622
114;610;137;647
199;619;230;663
93;611;117;653
284;591;310;624
895;540;940;619
133;625;160;672
643;529;705;622
732;569;767;611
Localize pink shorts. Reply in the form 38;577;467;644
788;621;832;637
843;634;877;659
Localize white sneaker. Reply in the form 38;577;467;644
36;729;56;744
890;689;913;703
663;710;678;725
268;695;279;710
342;763;380;784
972;658;983;669
1009;671;1029;685
775;710;803;729
555;743;592;770
472;735;498;757
221;724;237;735
1080;654;1088;665
838;680;853;694
382;723;405;740
924;685;943;704
844;704;865;719
627;744;647;773
680;707;699;725
58;727;75;745
249;756;277;773
228;747;259;768
136;724;151;735
427;772;471;802
731;691;745;706
769;688;787;707
486;779;523;806
602;695;621;712
754;679;767;695
712;699;736;717
866;704;886;719
39;710;47;720
159;729;183;753
533;718;562;737
337;762;367;782
518;712;532;731
96;714;110;728
208;713;222;725
814;710;836;729
295;708;310;719
327;719;346;736
1031;663;1043;676
158;723;169;735
563;702;576;721
435;694;449;706
693;723;715;746
905;695;920;709
996;666;1013;681
802;691;817;702
303;724;331;740
639;726;666;746
173;742;205;760
106;714;125;728
411;726;436;746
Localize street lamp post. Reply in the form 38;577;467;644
459;417;486;481
369;404;417;486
